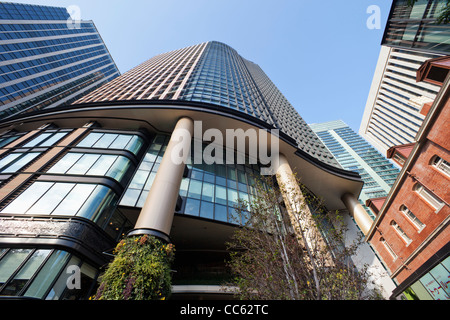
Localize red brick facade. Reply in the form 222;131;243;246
367;62;450;296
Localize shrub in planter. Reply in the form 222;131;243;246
93;235;175;300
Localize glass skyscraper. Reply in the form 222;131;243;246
0;41;369;299
0;2;120;119
310;120;400;220
360;0;450;155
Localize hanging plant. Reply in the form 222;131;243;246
93;234;175;300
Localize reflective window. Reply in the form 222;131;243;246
77;132;144;155
0;152;40;173
48;152;133;183
1;182;118;224
120;134;264;225
22;131;70;148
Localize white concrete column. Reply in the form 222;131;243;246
341;193;374;236
275;154;324;251
130;117;194;241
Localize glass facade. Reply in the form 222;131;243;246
383;0;450;54
120;134;265;225
0;3;120;119
403;256;450;300
0;248;98;300
310;120;400;219
75;41;339;168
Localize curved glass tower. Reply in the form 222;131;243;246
0;41;367;299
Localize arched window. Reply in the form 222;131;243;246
400;205;425;231
390;220;412;246
380;237;397;260
413;183;444;212
431;155;450;177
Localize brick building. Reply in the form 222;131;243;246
366;56;450;300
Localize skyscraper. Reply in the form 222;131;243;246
0;2;120;119
0;41;368;300
310;120;400;296
311;120;400;220
359;0;450;155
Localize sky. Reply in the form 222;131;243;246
10;0;392;133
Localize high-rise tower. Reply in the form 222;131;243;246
0;41;368;300
360;0;450;155
0;2;120;119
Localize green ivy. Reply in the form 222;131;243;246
92;235;175;300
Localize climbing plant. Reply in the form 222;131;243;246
93;235;175;300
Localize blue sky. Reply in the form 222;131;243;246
10;0;392;132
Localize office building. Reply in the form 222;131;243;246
366;56;449;300
0;41;370;299
311;120;400;219
0;2;120;119
359;0;450;155
310;120;399;296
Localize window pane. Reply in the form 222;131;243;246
106;156;132;182
77;185;117;222
2;152;40;172
23;133;52;147
200;201;214;219
120;189;141;207
109;135;132;149
0;250;51;296
125;136;144;154
0;249;32;285
1;182;54;214
39;132;68;147
215;204;228;222
47;153;83;174
86;155;117;176
45;256;80;300
185;198;200;216
215;185;227;205
67;154;100;175
0;154;21;171
24;250;71;299
93;133;118;149
27;183;75;215
188;180;202;200
77;133;103;148
202;182;214;202
53;184;96;216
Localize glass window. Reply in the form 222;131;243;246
53;184;96;216
1;182;54;214
47;153;83;174
24;250;71;299
22;133;52;148
0;250;51;296
200;201;214;219
414;183;444;211
215;185;227;205
214;204;228;222
185;198;200;216
201;182;214;202
86;155;117;176
77;185;117;222
67;154;100;175
0;152;40;173
401;205;425;231
77;132;103;148
0;249;32;288
27;183;75;215
432;156;450;177
188;180;202;200
93;133;118;149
